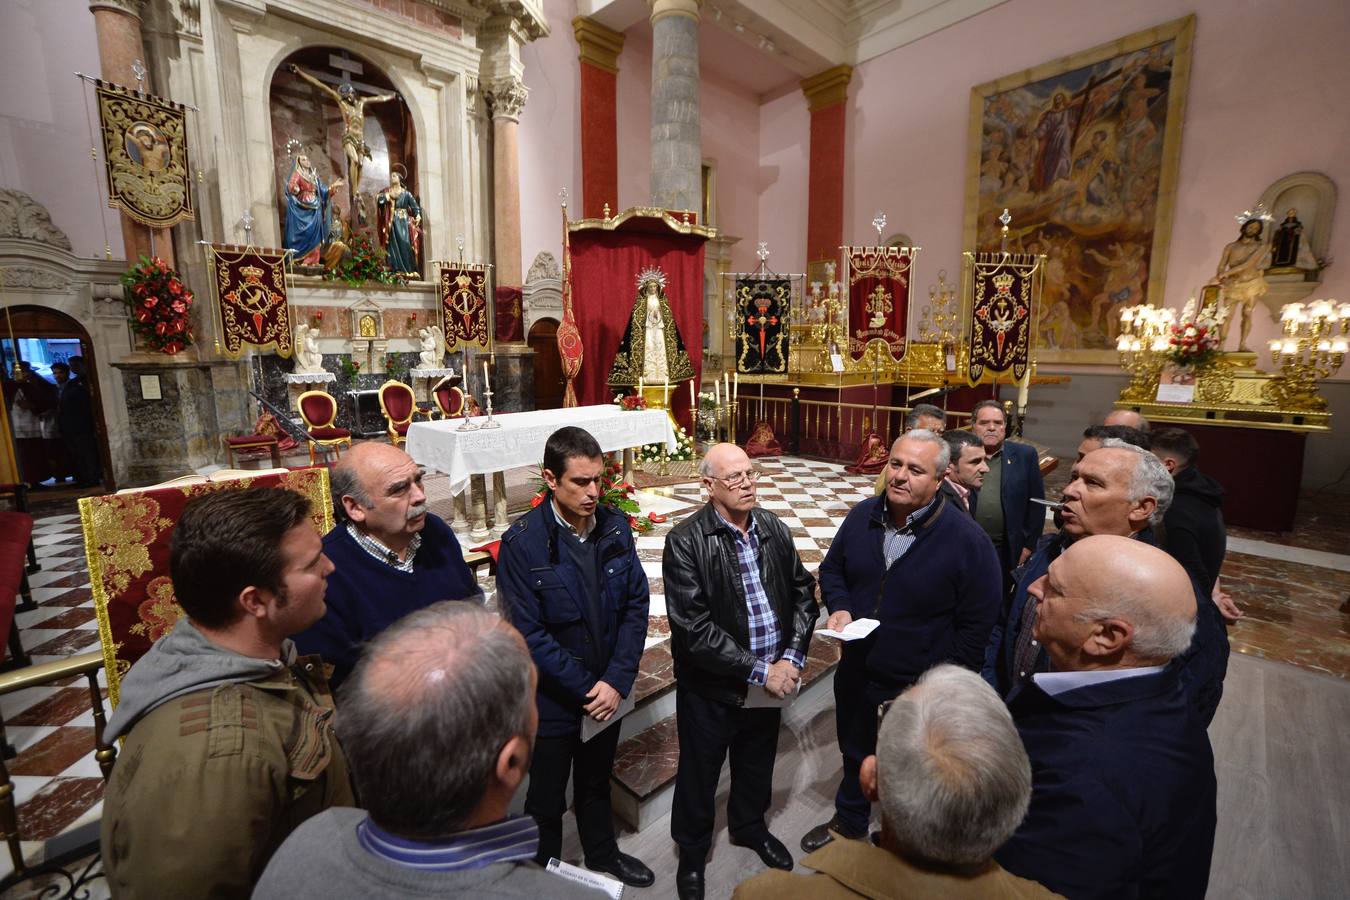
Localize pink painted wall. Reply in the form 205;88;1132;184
841;0;1350;374
757;87;812;267
0;0;125;259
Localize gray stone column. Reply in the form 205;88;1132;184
649;0;702;213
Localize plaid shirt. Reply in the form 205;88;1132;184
882;495;936;569
714;509;806;685
347;522;422;574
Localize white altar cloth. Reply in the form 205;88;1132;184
406;405;676;495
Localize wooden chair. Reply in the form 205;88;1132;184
377;380;425;446
222;433;281;468
432;382;468;419
296;390;352;465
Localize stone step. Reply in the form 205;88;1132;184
610;635;842;831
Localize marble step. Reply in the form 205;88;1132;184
609;635;842;830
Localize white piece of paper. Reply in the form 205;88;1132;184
830;353;845;373
546;858;625;899
744;678;802;708
814;617;881;641
580;692;636;742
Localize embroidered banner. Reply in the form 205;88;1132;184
735;277;790;374
439;264;491;352
559;207;583;407
844;246;917;362
965;252;1043;383
206;244;292;359
95;80;194;228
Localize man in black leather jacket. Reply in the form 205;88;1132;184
663;442;819;900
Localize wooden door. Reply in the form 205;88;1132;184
528;318;564;410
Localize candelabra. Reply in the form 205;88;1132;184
1115;304;1176;401
919;269;960;348
1267;299;1349;410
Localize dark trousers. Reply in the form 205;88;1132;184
832;648;906;834
525;724;622;866
670;686;781;864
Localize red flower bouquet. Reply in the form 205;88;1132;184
121;255;194;355
530;455;662;533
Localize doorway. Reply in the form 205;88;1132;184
2;306;112;492
527;318;563;410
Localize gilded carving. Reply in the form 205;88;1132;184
0;189;73;249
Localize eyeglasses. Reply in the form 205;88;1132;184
708;469;762;488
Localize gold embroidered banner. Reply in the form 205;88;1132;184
95;80;194;228
207;244;293;359
964;252;1044;383
439;264;491;352
844;246;917;362
735;277;790;374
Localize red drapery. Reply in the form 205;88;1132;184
494;286;524;342
568;220;705;432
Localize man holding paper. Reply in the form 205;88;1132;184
497;427;654;888
803;430;1002;855
663;442;820;900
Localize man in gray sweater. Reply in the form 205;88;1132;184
254;602;604;899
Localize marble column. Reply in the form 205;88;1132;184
801;65;852;266
486;79;528;288
88;0;175;267
573;17;625;219
648;0;702;213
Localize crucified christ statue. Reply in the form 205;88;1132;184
289;64;397;204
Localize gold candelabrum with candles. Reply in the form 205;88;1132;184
1266;299;1349;410
1116;304;1178;403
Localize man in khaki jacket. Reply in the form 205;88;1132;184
734;665;1061;900
100;487;354;899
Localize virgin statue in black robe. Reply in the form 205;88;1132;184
607;267;694;388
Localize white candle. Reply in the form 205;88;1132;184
638;376;644;395
733;372;739;402
1017;377;1029;410
482;360;490;394
689;378;696;408
723;372;730;403
715;380;721;404
663;380;669;407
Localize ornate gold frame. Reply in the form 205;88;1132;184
962;15;1196;365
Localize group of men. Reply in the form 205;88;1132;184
98;400;1233;900
3;356;100;487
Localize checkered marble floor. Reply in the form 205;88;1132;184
0;456;878;886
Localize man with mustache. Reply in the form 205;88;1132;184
295;441;481;687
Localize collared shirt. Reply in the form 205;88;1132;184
1033;665;1167;697
550;497;595;542
347;522;421;574
881;495;937;569
943;476;971;511
356;814;539;871
714;508;806;685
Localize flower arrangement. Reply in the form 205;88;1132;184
326;233;407;287
121;255;194;355
385;352;410;383
1165;297;1227;368
530;455;668;534
338;357;362;380
637;423;695;462
613;391;648;411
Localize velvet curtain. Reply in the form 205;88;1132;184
569;225;705;431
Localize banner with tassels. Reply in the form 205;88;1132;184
734;277;790;374
438;264;492;352
94;80;194;228
206;244;292;359
963;251;1043;383
844;246;916;363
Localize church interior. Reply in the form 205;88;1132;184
0;0;1348;897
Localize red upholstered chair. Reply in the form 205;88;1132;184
222;433;281;468
377;380;423;446
296;390;352;465
79;467;334;706
432;383;467;419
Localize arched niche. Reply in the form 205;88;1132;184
1257;171;1337;312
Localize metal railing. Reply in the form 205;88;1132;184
731;391;974;456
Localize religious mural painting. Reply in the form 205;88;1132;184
964;16;1194;363
94;81;194;228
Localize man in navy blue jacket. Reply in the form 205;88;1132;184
970;400;1045;582
497;427;653;888
995;535;1217;900
294;442;480;687
801;430;1002;853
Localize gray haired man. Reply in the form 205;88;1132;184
735;665;1060;899
255;603;604;899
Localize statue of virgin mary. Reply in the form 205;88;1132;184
607;267;695;388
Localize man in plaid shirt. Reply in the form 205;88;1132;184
663;443;820;900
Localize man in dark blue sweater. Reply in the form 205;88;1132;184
801;430;1002;854
995;535;1217;900
294;442;480;687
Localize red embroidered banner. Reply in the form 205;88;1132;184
439;264;491;352
844;246;916;362
206;244;292;359
965;252;1042;383
559;205;583;407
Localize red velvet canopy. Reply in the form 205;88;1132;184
567;210;710;430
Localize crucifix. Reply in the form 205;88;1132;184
131;59;146;93
999;208;1012;255
872;211;887;240
239;210;255;244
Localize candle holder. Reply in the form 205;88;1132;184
1115;304;1175;402
1267;299;1349;409
479;386;501;428
457;413;480;431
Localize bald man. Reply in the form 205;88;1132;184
294;442;481;686
664;443;820;899
1103;408;1149;431
257;603;602;899
994;536;1217;900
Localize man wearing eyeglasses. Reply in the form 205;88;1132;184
663;442;820;900
802;430;1002;855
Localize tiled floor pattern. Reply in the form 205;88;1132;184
4;454;1349;888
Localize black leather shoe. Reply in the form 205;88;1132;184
675;861;705;900
587;851;655;888
800;817;867;854
732;833;794;871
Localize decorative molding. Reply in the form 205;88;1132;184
572;17;625;74
0;190;73;250
485;77;529;122
2;266;70;291
525;250;561;283
483;0;550;40
800;64;853;112
88;0;148;18
177;0;201;36
649;0;703;26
